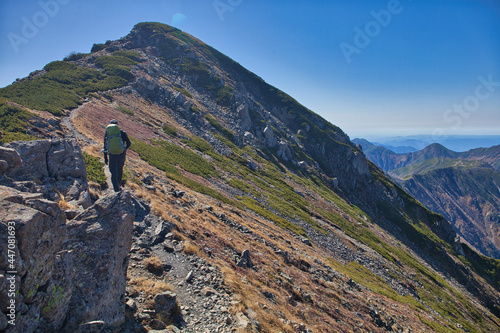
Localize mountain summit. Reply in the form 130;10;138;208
1;22;500;332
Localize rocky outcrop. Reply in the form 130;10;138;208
4;139;91;210
0;147;21;174
60;191;135;332
4;139;86;181
0;139;135;333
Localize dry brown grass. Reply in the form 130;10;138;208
127;182;142;193
128;180;179;224
130;183;156;202
53;187;76;210
182;240;201;256
151;200;172;221
128;276;172;297
170;229;186;242
57;199;75;210
82;144;103;157
87;181;102;200
144;256;165;275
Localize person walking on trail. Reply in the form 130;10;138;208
103;119;131;192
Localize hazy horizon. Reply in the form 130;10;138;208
355;134;500;152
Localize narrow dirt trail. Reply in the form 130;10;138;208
61;103;114;191
61;104;98;146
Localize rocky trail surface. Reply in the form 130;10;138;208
61;103;98;146
123;198;240;332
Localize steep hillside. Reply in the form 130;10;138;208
390;158;491;179
357;138;500;259
1;22;500;332
401;167;500;259
352;139;401;172
461;145;500;171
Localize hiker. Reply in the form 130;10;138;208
103;120;131;192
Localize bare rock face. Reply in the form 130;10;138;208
4;139;90;209
4;139;86;181
0;139;135;333
61;192;135;332
0;185;67;333
0;147;22;174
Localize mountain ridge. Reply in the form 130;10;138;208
365;135;500;152
1;22;500;332
356;138;500;260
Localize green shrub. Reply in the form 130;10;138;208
216;85;234;106
94;55;137;68
190;105;200;113
0;101;37;143
63;52;88;61
134;22;178;35
162;124;177;137
102;66;134;82
116;105;134;116
130;137;238;208
205;115;234;142
239;196;306;236
174;86;192;98
0;132;37;143
94;55;137;82
82;152;106;188
181;58;220;91
181;136;213;154
0;61;127;115
131;138;218;179
181;57;210;77
112;50;142;62
228;178;258;196
91;43;106;53
43;61;77;72
0;101;32;133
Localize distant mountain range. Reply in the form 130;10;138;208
355;138;500;259
365;135;500;153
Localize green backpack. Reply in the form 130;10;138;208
105;124;125;155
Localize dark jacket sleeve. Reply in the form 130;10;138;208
103;131;108;157
121;131;132;149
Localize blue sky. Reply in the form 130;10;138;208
1;0;499;139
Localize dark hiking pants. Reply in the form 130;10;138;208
109;152;126;192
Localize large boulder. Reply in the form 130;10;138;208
61;192;135;332
0;139;135;333
0;147;22;174
4;139;90;209
5;139;86;181
0;188;135;333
